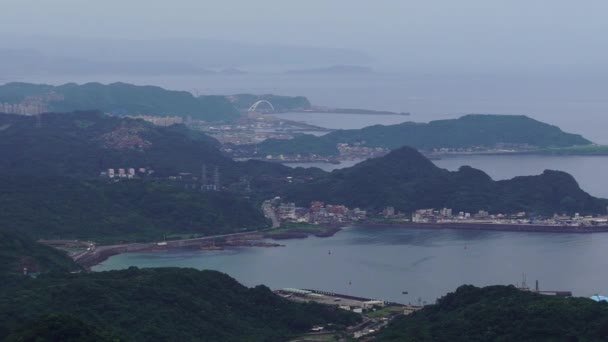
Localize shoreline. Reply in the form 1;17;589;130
71;221;608;270
356;221;608;234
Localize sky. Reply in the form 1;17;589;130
2;0;608;72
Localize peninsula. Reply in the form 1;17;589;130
254;114;604;159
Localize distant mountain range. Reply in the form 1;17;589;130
258;114;593;156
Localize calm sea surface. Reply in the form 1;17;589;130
94;226;608;303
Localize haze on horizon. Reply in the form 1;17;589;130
2;0;608;74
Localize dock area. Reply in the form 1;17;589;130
274;288;421;314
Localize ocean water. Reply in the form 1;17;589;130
94;226;608;303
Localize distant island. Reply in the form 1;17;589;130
256;114;600;157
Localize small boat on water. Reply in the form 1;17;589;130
402;291;408;295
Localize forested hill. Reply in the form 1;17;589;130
0;177;268;242
281;146;608;215
0;268;360;341
0;111;234;178
0;111;296;241
375;285;608;341
0;82;240;121
258;114;592;156
0;230;80;277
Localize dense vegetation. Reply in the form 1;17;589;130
0;111;235;178
228;93;311;112
0;111;310;241
0;82;240;121
0;230;80;276
0;268;360;342
281;147;608;215
376;285;608;341
1;111;605;244
4;314;121;342
0;177;268;242
0;111;318;183
259;114;592;156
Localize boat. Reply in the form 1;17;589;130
402;291;408;295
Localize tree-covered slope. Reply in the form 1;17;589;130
0;111;235;178
4;314;122;342
0;82;240;121
376;285;608;342
0;177;268;242
259;114;592;156
0;230;80;276
281;146;607;215
0;268;360;342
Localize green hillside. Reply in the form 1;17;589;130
4;315;121;342
0;230;80;276
0;82;240;121
376;285;608;341
1;111;606;244
0;177;268;242
0;111;233;178
258;114;592;156
281;146;608;215
0;268;360;342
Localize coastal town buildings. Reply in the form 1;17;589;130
272;200;367;225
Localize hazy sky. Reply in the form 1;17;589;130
2;0;608;71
